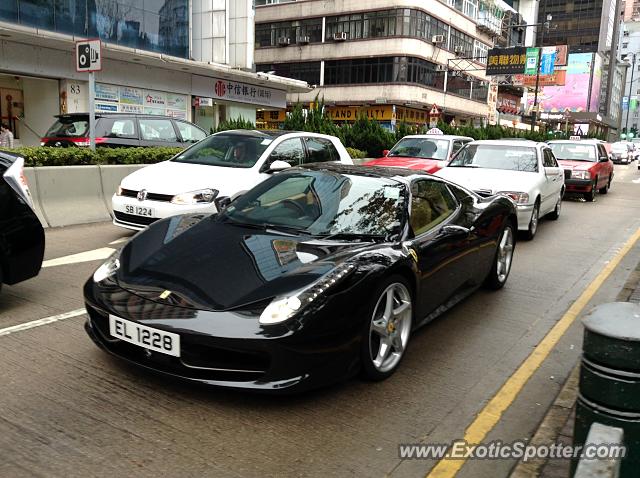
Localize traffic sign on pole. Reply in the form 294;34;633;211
76;40;102;151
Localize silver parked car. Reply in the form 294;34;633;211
435;140;565;240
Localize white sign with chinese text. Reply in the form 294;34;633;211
211;78;286;108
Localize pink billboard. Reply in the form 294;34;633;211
528;53;596;113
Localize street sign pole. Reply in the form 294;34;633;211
88;71;96;151
75;39;101;151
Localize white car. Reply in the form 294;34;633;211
610;142;631;164
435;140;565;240
112;130;353;230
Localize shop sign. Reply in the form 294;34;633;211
119;104;144;114
525;48;540;75
95;83;119;102
256;110;287;122
120;87;144;105
486;47;527;75
144;91;167;108
211;78;286;108
95;102;117;112
167;94;187;110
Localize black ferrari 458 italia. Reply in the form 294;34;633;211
84;164;517;392
0;152;45;292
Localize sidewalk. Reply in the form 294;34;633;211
510;261;640;478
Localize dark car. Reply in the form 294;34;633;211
84;163;517;392
0;152;45;292
41;113;208;148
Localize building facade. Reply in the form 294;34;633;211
0;0;308;146
622;0;640;21
254;0;518;129
531;0;624;139
619;20;640;133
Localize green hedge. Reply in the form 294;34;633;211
0;146;183;167
346;147;367;159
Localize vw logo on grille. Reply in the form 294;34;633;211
137;189;148;201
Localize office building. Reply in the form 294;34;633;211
0;0;308;145
254;0;520;129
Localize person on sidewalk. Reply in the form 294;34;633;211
0;124;14;149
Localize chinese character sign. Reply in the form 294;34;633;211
486;47;527;75
211;78;286;108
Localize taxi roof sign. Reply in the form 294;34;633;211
569;135;581;140
427;127;444;135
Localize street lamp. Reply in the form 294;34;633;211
530;14;553;132
508;15;552;132
622;53;638;137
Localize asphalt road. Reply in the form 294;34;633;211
2;163;640;478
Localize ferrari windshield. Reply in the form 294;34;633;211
548;143;597;162
388;138;449;160
449;145;538;172
220;170;406;237
173;133;272;168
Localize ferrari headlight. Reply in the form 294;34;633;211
93;253;121;283
572;170;591;180
171;188;218;205
497;191;530;205
259;263;356;325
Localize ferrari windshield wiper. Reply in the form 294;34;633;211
220;216;306;235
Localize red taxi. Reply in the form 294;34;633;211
365;135;473;173
547;140;613;202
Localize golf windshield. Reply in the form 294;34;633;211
548;143;597;162
388;138;449;160
220;170;406;237
448;145;538;172
173;133;272;168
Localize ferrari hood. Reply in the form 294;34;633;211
115;215;371;311
120;160;262;197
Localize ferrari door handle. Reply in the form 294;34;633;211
439;225;471;238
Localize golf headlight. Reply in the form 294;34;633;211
498;191;530;205
572;170;591;180
93;253;121;283
171;188;218;205
116;185;123;196
259;263;357;325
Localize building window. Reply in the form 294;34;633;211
0;0;189;58
256;18;323;47
323;7;486;63
256;62;321;86
623;42;629;49
473;41;489;64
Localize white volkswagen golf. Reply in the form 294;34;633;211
112;130;353;230
435;140;565;240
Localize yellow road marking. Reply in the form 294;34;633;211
427;226;640;478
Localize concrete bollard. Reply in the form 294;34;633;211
574;423;624;478
573;302;640;477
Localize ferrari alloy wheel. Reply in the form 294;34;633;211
485;224;515;290
362;277;413;380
